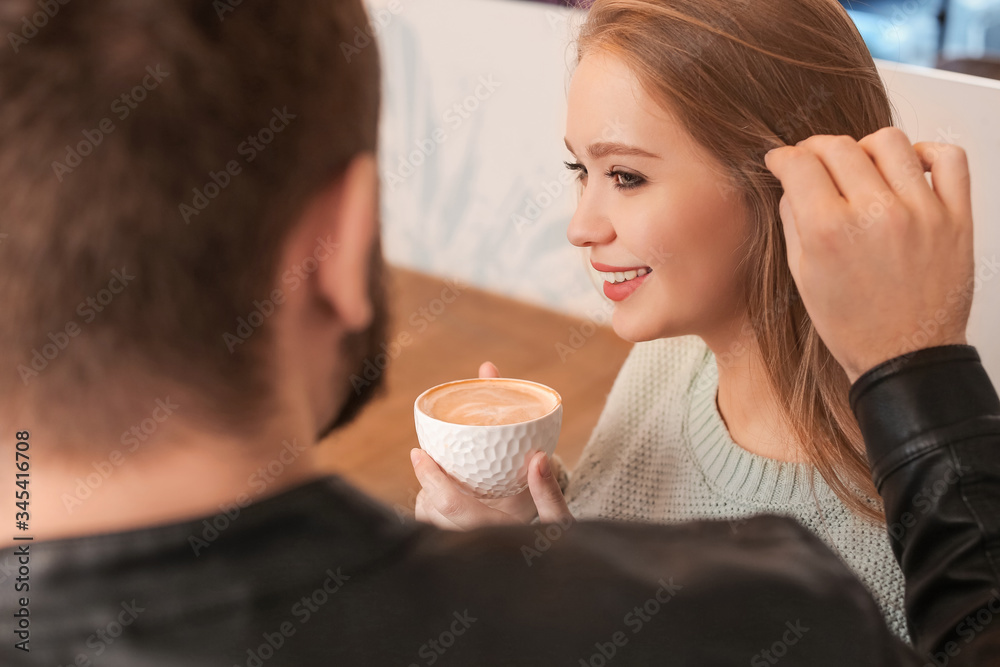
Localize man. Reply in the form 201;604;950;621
0;1;997;665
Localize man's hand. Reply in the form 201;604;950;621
764;128;975;383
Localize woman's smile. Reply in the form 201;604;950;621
592;261;654;301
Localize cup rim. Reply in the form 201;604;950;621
414;377;563;428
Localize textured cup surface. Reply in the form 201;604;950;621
414;378;562;498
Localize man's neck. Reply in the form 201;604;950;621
3;424;326;547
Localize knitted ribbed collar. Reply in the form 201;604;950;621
683;345;833;508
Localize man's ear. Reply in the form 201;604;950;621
309;152;379;333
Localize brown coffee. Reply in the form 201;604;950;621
418;379;559;426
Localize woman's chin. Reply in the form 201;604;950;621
610;308;676;344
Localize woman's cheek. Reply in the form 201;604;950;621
628;226;669;271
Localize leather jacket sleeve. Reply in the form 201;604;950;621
850;344;1000;665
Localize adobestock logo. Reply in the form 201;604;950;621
750;620;810;666
877;0;938;38
339;0;410;63
54;599;146;667
521;514;574;566
555;303;614;363
60;397;180;514
577;578;682;667
188;438;309;556
214;0;243;21
7;0;71;54
17;267;136;385
179;106;297;224
407;610;478;667
383;75;502;193
232;568;350;667
223;236;339;352
51;65;171;182
349;278;468;395
513;169;577;236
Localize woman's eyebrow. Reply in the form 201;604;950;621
564;138;660;160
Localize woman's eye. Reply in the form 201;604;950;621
608;169;644;191
564;161;587;182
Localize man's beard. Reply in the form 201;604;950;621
316;242;390;440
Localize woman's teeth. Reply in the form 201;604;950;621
599;268;650;284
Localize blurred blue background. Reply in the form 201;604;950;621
528;0;1000;78
841;0;1000;72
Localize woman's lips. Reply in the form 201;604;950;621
591;262;653;302
602;270;652;301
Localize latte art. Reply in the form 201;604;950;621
419;379;559;426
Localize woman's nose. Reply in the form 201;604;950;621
567;192;615;248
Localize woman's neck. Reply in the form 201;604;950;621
701;322;807;463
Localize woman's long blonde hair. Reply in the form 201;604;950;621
578;0;894;521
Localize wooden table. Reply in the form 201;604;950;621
315;266;633;516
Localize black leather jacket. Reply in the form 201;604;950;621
1;344;997;665
850;344;1000;664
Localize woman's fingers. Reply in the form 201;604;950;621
410;448;505;529
478;361;501;378
482;486;541;524
414;489;449;528
410;449;567;527
527;453;574;525
414;489;466;530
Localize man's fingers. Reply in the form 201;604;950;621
857;127;937;213
763;131;975;382
914;141;973;226
794;135;892;208
478;362;501;378
527;453;574;525
778;195;802;284
765;146;847;248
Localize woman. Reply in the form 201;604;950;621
412;0;911;640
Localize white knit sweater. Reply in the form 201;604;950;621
564;335;910;642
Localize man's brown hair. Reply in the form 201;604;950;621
0;1;381;434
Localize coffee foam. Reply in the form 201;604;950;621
419;379;559;426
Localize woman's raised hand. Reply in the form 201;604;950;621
410;361;574;530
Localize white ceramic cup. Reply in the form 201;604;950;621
413;377;563;498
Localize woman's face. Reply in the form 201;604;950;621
565;51;750;344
